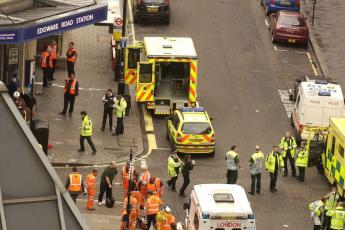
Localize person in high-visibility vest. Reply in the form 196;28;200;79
48;40;57;81
86;169;98;210
167;151;182;191
295;141;308;182
120;193;139;230
326;204;345;230
59;74;79;115
248;145;264;195
146;190;163;229
66;41;77;76
265;146;284;193
147;176;163;197
121;160;137;196
40;46;53;88
225;145;242;184
309;198;325;230
113;95;127;136
156;206;176;230
138;165;150;208
65;167;85;203
78;111;97;154
323;185;340;230
279;132;297;177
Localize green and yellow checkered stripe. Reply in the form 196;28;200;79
327;150;345;192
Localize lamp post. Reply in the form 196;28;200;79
312;0;316;26
117;0;128;95
125;149;133;229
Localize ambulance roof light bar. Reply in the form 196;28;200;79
181;107;205;113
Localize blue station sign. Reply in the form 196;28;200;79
0;5;107;44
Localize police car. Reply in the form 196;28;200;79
167;107;215;156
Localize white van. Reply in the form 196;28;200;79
291;80;345;141
184;184;256;230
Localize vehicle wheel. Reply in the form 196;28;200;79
304;42;309;48
165;17;170;25
316;163;324;174
209;150;215;157
271;33;276;43
134;14;139;24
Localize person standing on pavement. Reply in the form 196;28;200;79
248;145;264;195
309;198;325;230
225;145;242;184
98;161;118;206
139;165;151;209
120;193;139;230
295;141;308;182
86;169;98;210
179;154;195;197
48;40;57;81
66;41;77;76
156;206;176;230
279;132;297;177
101;89;115;131
265;146;284;193
78;111;97;154
147;176;164;197
65;167;85;203
167;151;182;192
59;74;79;115
121;160;137;196
326;204;345;230
40;45;53;88
113;95;127;136
323;185;340;230
146;190;163;229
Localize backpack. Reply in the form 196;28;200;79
106;196;115;208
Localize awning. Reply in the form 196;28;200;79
0;0;108;44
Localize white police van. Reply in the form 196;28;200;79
290;80;345;141
184;184;256;230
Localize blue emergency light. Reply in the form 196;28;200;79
181;107;205;112
315;80;328;85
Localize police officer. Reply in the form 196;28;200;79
65;167;85;203
78;111;97;154
323;185;340;230
167;151;182;191
101;89;115;131
265;146;284;193
179;154;195;197
326;204;345;230
279;132;297;177
113;95;127;136
248;145;264;195
225;145;242;184
295;141;308;182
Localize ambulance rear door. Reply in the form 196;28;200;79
136;61;155;103
125;44;141;84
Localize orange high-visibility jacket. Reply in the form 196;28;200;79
147;178;162;197
67;48;77;62
41;51;53;68
68;173;82;192
122;196;139;218
146;195;162;215
157;212;175;230
64;79;77;95
86;173;96;190
122;166;135;189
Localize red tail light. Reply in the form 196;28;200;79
295;0;300;6
211;134;215;142
176;133;182;142
270;0;275;4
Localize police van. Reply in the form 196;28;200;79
184;184;256;230
290;80;345;142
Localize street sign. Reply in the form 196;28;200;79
120;37;128;48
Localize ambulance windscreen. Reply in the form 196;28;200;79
213;193;234;203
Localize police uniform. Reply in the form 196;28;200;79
226;150;240;184
249;150;264;194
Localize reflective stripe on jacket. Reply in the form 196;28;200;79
265;151;284;173
327;208;345;230
64;79;77;95
81;115;93;136
226;151;238;170
295;148;308;168
325;192;340;210
167;156;181;177
114;98;127;117
67;48;77;62
279;136;297;157
68;173;82;192
41;51;53;68
146;196;161;215
249;151;264;175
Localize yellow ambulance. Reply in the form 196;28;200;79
124;37;198;115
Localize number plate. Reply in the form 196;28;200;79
280;0;291;5
288;38;296;43
147;7;158;12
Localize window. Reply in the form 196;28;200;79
127;48;140;69
278;15;306;27
139;64;152;83
37;35;62;54
182;122;212;135
173;115;180;130
296;95;301;109
331;136;336;156
193;212;199;230
338;144;344;158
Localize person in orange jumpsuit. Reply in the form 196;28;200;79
147;176;164;197
86;169;98;210
120;194;139;230
139;165;150;208
121;160;137;196
129;176;143;211
146;190;163;229
156;206;176;230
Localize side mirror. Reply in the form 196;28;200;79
289;94;295;101
210;117;214;121
183;203;190;210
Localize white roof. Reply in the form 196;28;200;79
193;184;253;215
301;81;343;100
144;37;197;58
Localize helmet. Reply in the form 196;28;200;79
13;91;20;98
163;206;171;213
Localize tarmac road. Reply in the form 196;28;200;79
134;0;330;229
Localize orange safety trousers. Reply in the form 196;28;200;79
86;188;96;210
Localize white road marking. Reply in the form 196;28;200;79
273;45;289;52
307;52;318;76
264;19;269;28
278;89;294;118
35;82;104;91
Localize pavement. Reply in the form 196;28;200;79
302;0;345;85
34;25;143;166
